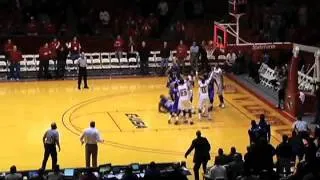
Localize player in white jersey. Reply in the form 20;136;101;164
213;65;225;108
198;71;214;120
187;72;196;113
177;78;193;125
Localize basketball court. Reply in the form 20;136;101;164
0;76;293;173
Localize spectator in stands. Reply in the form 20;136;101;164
38;43;52;79
258;114;271;143
56;45;68;79
50;38;61;65
138;41;150;75
289;131;304;162
42;19;56;35
175;21;185;40
214;148;229;166
168;164;188;180
227;147;242;162
276;135;293;174
224;50;237;73
27;16;38;36
190;41;199;73
207;158;228;180
5;165;22;180
248;120;261;144
277;70;287;110
228;154;244;179
47;165;63;180
99;10;110;26
3;39;14;62
29;169;45;180
80;170;98;180
313;87;320;124
128;36;135;58
144;162;161;180
293;116;310;139
234;50;245;74
305;137;317;164
199;40;209;73
251;138;276;174
157;0;169;33
303;165;320;180
298;91;305;117
114;35;124;59
67;36;81;60
185;130;211;180
141;21;152;39
160;41;170;76
243;146;253;176
287;162;306;180
122;167;138;180
176;40;188;73
9;45;22;80
147;13;158;37
248;49;261;83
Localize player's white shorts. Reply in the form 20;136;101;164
178;99;192;111
199;97;210;109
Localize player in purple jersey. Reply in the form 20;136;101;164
159;95;177;122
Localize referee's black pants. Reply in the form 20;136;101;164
193;160;208;180
41;144;57;170
85;144;98;168
78;67;88;89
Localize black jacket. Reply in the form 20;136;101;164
139;47;150;62
56;49;68;62
185;136;211;163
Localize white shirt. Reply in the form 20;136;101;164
77;55;87;68
293;120;308;132
199;72;214;98
178;82;189;101
208;165;228;180
299;91;305;104
80;127;103;144
44;129;59;145
199;80;209;98
5;173;22;180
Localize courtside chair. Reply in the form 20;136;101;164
101;52;111;70
91;52;102;69
0;55;7;73
24;54;36;72
120;52;130;70
85;53;93;70
110;52;120;69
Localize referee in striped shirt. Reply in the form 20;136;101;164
77;52;89;90
80;121;104;168
41;122;61;170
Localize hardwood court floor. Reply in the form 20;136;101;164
0;77;293;174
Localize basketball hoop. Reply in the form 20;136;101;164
213;0;249;47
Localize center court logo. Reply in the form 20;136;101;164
125;113;147;128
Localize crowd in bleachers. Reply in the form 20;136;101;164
2;162;190;180
202;114;320;180
246;0;320;46
0;0;184;40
